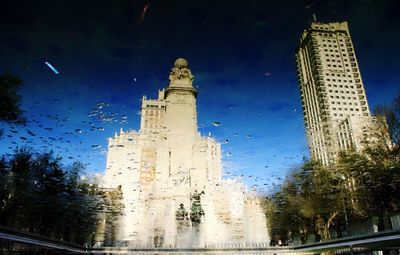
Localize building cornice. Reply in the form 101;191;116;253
165;86;198;98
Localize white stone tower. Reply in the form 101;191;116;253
164;58;199;179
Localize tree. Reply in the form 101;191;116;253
0;72;25;124
265;183;310;245
266;160;352;243
0;148;33;228
374;94;400;150
336;149;400;231
295;162;349;241
0;149;108;245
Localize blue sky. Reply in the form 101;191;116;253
0;0;399;193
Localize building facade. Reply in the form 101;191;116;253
295;21;382;165
104;58;222;191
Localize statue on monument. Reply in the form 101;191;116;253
176;203;190;231
176;204;189;221
190;190;205;227
169;58;194;83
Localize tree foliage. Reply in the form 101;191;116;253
374;94;400;148
267;153;400;244
266;148;399;244
266;161;351;244
0;149;123;245
336;151;399;215
0;72;25;125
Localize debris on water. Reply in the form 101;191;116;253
45;62;59;74
138;3;150;24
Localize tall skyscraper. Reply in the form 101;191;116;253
295;21;382;165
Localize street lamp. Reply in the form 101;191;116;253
340;174;350;235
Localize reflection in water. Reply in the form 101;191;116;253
1;1;399;251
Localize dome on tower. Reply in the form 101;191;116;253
174;58;188;68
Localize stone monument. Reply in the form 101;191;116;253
100;58;269;247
